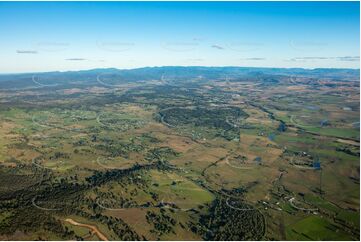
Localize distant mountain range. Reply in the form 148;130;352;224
0;66;359;89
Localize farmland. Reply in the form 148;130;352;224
0;67;359;240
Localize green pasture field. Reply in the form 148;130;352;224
286;216;353;241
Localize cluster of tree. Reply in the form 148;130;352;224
230;155;248;164
50;151;70;160
161;106;248;130
94;138;144;158
219;187;248;197
130;86;200;106
0;166;147;240
336;146;359;157
0;166;43;200
74;208;142;240
0;149;178;240
217;128;240;141
73;138;88;146
145;147;179;162
146;210;176;236
198;198;265;240
139;133;161;143
85;163;158;187
0;207;73;240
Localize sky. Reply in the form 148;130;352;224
0;1;359;73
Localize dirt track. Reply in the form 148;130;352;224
65;218;109;241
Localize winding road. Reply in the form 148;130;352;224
65;218;109;241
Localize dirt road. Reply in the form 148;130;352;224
65;218;109;241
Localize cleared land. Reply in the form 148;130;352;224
0;67;359;240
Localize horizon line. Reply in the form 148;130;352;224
0;65;360;75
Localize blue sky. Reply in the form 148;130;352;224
0;1;359;73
